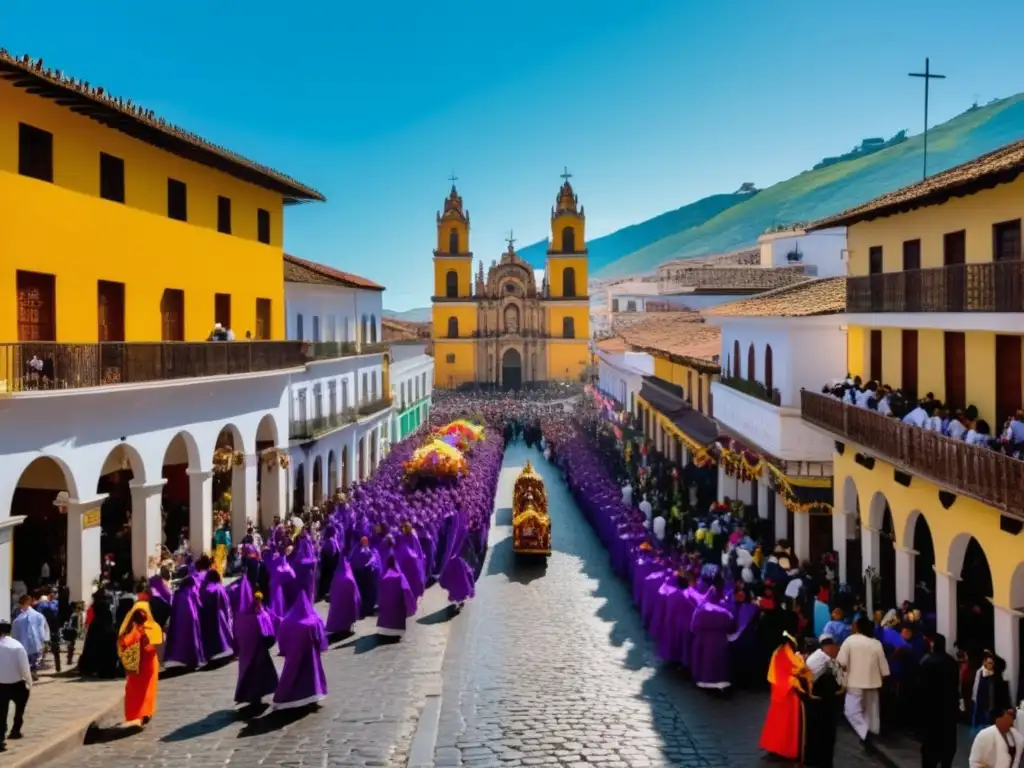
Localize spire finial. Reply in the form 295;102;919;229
506;230;516;251
448;170;458;185
560;166;572;183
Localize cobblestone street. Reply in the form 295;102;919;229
434;442;890;768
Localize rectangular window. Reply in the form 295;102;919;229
257;208;271;244
217;196;232;234
993;219;1022;262
902;239;921;271
312;316;321;342
97;280;126;342
16;270;56;341
255;298;272;340
341;379;349;410
868;246;883;275
900;329;918;400
99;152;126;203
943;230;966;266
446;353;456;364
160;288;185;341
869;329;883;383
214;293;231;330
296;314;304;341
362;372;369;402
18;123;53;183
995;335;1022;426
944;332;966;411
167;178;187;221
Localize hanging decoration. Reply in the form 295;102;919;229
636;395;717;469
261;448;290;471
713;439;835;515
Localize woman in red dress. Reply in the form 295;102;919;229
117;600;162;727
759;631;811;761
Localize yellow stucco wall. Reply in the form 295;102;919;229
433;257;473;299
431;304;477;339
835;450;1024;609
0;80;287;342
546;341;589;380
550;212;585;255
846;173;1024;274
545;304;589;339
432;341;476;387
546;256;588;298
848;326;1015;425
653;356;716;417
435;217;469;255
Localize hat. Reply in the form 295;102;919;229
0;621;10;633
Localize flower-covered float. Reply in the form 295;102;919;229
403;438;469;481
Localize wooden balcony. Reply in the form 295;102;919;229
801;390;1024;516
0;340;385;393
846;261;1024;313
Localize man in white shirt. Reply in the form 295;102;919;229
10;596;47;681
855;383;877;408
903;401;931;428
0;621;32;751
969;706;1022;768
836;617;890;742
639;494;652;525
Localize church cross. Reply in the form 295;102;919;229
560;166;572;183
448;171;458;184
506;230;516;250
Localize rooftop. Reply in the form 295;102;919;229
0;50;324;203
658;265;810;293
616;312;721;367
284;253;384;291
596;337;631;354
703;277;847;318
809;135;1024;229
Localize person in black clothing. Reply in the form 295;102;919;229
915;634;961;768
76;590;120;679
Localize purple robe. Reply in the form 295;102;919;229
272;592;328;710
689;588;736;689
439;514;475;604
233;578;279;704
377;557;417;637
349;544;381;617
199;572;235;661
325;558;362;635
164;573;206;669
268;555;299;617
291;534;318;604
318;525;342;601
394;531;426;599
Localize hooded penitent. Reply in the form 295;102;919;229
394;524;427;599
317;523;342;601
163;570;207;669
272;591;328;710
233;578;279;705
438;513;475;604
349;536;382;617
689;585;737;689
291;531;319;604
198;569;235;662
325;558;362;636
267;553;299;617
377;555;417;637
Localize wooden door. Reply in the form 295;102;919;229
993;220;1022;261
995;335;1022;426
160;289;185;341
16;271;56;341
97;280;125;342
903;239;922;311
214;293;231;331
944;332;966;410
943;230;966;311
256;298;271;340
869;329;883;383
901;330;918;400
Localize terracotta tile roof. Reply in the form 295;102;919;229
703;277;846;318
382;318;430;341
658;266;809;292
809;136;1024;230
597;337;630;354
616;312;721;366
283;253;384;291
0;50;324;203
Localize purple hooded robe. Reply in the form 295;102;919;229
267;554;299;617
349;540;382;617
376;556;417;637
272;591;328;710
199;569;235;661
233;578;279;704
163;571;206;669
689;587;736;689
325;558;362;635
290;533;318;604
394;528;426;599
438;513;475;604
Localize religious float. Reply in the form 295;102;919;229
512;460;551;557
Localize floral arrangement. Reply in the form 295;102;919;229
261;448;290;471
403;438;469;481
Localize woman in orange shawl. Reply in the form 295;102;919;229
759;631;812;762
117;600;163;726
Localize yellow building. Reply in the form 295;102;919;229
431;173;591;388
804;140;1024;698
0;51;323;346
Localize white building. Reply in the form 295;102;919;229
283;255;393;512
703;277;849;570
596;337;652;412
757;227;848;278
390;341;434;442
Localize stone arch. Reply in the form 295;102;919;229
865;490;888;530
256;412;279;446
341;445;350;490
1011;561;1024;611
907;510;936;596
162;430;202;471
214;422;246;455
562;266;577;298
746;343;756;382
327;451;337;497
293;462;306;512
312;455;324;506
95;442;147;489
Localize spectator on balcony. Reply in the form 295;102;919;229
947;408;970;440
208;323;229;342
966;420;993;448
1000;410;1024;451
873;385;894;416
903;400;934;429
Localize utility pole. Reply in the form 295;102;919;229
909;58;946;180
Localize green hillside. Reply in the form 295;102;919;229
515;191;751;271
596;95;1024;278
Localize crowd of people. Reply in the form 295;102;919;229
824;374;1024;457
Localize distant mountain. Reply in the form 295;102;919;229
596;95;1024;278
383;307;432;323
515;192;752;272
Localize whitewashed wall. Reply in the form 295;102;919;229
759;227;848;277
285;283;384;344
289;354;384;423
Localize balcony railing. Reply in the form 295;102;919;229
846;261;1024;313
289;409;359;440
0;339;391;394
801;390;1024;515
357;395;393;416
719;375;781;406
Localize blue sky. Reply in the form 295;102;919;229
5;2;1024;310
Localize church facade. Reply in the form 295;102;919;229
431;175;591;389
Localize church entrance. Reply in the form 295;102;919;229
501;348;522;391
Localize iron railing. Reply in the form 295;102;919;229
289;409;359;440
357;395;393;416
846;261;1024;313
0;339;391;393
801;390;1024;516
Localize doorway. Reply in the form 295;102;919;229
501;348;522;391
